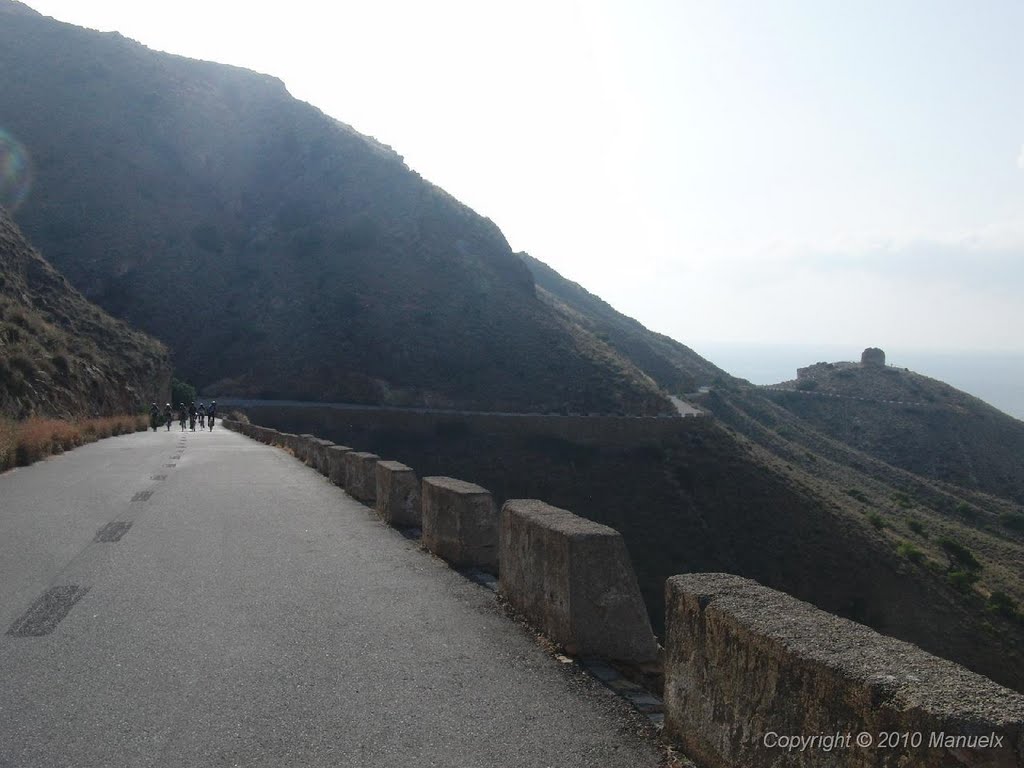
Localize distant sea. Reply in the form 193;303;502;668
692;343;1024;421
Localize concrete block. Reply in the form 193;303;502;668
375;461;420;527
421;477;497;572
309;438;334;475
279;432;301;456
663;573;1024;768
326;445;353;487
343;451;379;503
297;433;318;464
499;499;657;664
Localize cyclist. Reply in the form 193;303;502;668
198;402;206;429
149;403;160;432
188;401;198;432
207;400;217;431
178;403;187;431
163;403;173;431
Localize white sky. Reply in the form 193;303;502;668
19;0;1024;352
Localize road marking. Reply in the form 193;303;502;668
130;490;153;502
94;521;133;543
6;585;91;637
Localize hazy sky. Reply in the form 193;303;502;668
20;0;1024;352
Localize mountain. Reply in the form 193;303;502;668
0;2;670;415
762;351;1024;505
0;208;169;418
518;252;728;394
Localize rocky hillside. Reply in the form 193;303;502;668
762;350;1024;505
0;2;669;415
0;208;169;418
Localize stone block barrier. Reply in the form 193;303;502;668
663;573;1024;768
344;451;380;503
309;437;334;476
297;433;318;464
376;461;420;528
326;445;352;487
499;499;658;665
421;477;497;572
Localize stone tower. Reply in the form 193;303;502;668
861;347;885;367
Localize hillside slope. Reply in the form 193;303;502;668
0;208;169;418
0;3;669;415
763;356;1024;505
519;252;729;394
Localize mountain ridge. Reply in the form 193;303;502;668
0;4;672;414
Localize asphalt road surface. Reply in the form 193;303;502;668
0;426;663;767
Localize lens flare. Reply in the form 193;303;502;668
0;130;32;212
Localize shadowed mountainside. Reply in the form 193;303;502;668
0;208;169;418
0;2;669;415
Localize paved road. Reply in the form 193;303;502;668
0;427;662;767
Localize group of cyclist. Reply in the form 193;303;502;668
149;401;217;432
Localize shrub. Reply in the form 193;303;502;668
1;414;149;469
0;417;16;471
938;537;982;572
171;378;196;408
987;591;1021;620
948;569;979;592
897;541;925;563
227;410;250;424
954;501;978;520
907;518;927;537
868;512;886;530
845;488;868;503
891;491;913;509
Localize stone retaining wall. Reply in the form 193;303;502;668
664;573;1024;768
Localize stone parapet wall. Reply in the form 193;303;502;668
663;573;1024;768
344;452;379;503
235;403;703;448
376;461;420;528
499;499;658;664
421;476;498;573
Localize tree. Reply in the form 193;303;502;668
171;377;196;407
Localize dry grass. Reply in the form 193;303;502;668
0;414;148;471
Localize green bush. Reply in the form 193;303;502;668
845;488;868;503
897;541;924;564
907;518;927;537
891;491;913;509
938;537;982;572
954;501;979;520
868;512;886;530
948;569;979;591
171;377;196;407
